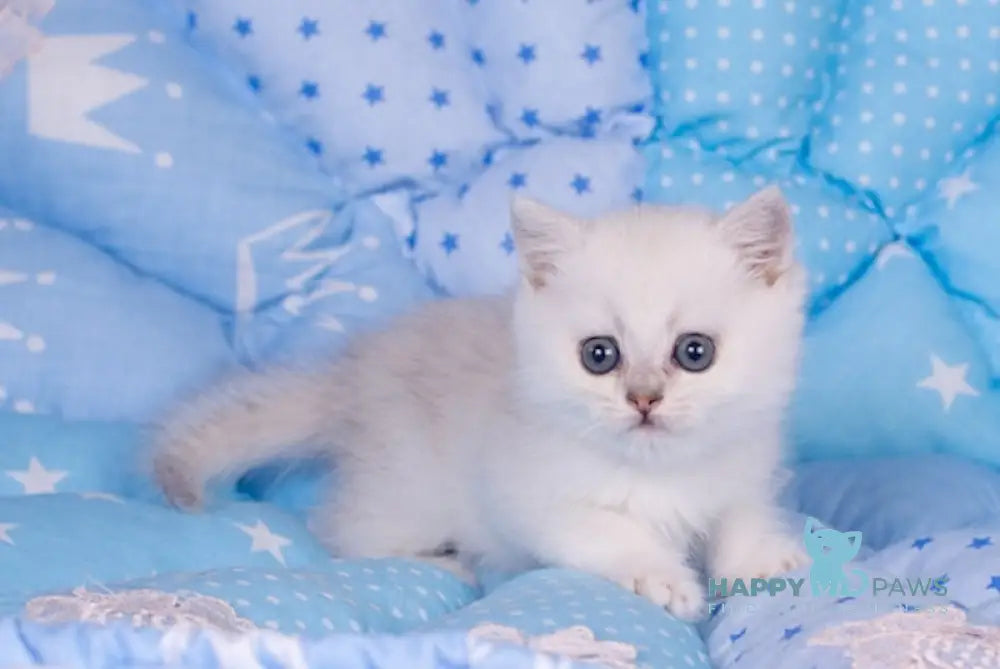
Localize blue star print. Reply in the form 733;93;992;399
306;138;322;155
836;596;856;604
508;172;527;189
969;537;992;549
988;576;1000;592
729;628;747;642
441;232;459;254
362;147;384;167
186;11;197;29
631;187;644;203
912;537;933;550
581;44;602;65
520;108;540;127
365;21;386;41
581;107;601;125
363;84;384;105
405;229;417;251
428;150;448;170
298;18;319;39
247;75;261;92
300;81;319;99
517;44;536;64
571;174;591;194
429;88;450;108
782;626;802;641
233;17;252;37
470;48;486;66
428;31;445;49
500;232;515;255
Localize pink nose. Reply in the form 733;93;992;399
626;391;663;415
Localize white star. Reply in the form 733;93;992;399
875;242;915;270
937;169;979;209
234;520;292;566
917;354;980;411
0;523;17;545
80;491;124;504
6;457;67;494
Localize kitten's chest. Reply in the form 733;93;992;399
596;466;727;537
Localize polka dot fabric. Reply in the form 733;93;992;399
435;569;711;669
808;0;1000;210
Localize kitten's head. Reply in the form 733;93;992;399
509;187;806;461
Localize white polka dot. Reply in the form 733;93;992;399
858;174;871;186
925;116;936;129
26;336;44;353
889;176;900;189
717;57;730;70
926;27;939;39
322;617;334;630
691;173;704;186
920;148;931;160
895;54;907;67
845;240;857;253
780;64;793;76
956;25;970;38
915;178;927;191
858;140;872;154
165;82;183;99
361;235;380;249
750;60;763;74
892;112;906;125
348;619;362;632
827;142;839;154
959;58;971;71
266;595;280;605
155;152;173;168
13;219;32;231
819;238;830;251
892;81;907;94
264;621;279;630
928;56;940;68
684;26;698;38
147;30;165;43
817;206;829;218
683;89;697;102
891;144;904;157
749;92;762;106
684;58;698;70
746;125;759;139
660;175;673;188
721;171;735;183
752;175;766;187
895;29;908;42
958;90;970;103
659;30;670;42
717;26;730;38
750;28;764;41
860;110;874;123
14;400;35;414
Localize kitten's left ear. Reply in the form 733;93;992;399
716;186;794;286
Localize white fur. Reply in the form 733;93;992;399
150;188;809;621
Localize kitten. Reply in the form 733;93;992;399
151;187;809;621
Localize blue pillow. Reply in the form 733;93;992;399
899;132;1000;381
789;242;1000;465
0;208;235;421
181;0;649;194
806;1;998;211
783;455;1000;551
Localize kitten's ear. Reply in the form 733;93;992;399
716;186;794;285
510;196;585;289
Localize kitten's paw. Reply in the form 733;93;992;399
634;569;706;622
154;453;204;511
712;536;809;581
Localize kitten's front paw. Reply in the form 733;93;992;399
154;453;204;511
711;535;809;581
634;569;706;622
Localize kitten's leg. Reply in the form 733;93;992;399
707;500;809;581
524;508;705;621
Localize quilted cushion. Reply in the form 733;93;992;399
645;0;1000;464
0;0;433;419
180;0;650;195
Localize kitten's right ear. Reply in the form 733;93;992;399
510;196;584;289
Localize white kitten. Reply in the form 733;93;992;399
151;187;809;621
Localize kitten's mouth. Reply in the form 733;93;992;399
630;416;665;432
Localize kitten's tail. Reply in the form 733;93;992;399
148;365;344;510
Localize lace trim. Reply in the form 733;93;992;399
0;0;53;78
809;607;1000;669
24;587;259;634
468;623;638;669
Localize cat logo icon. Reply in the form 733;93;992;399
804;517;869;597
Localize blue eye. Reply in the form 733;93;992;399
580;336;620;375
673;333;715;372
